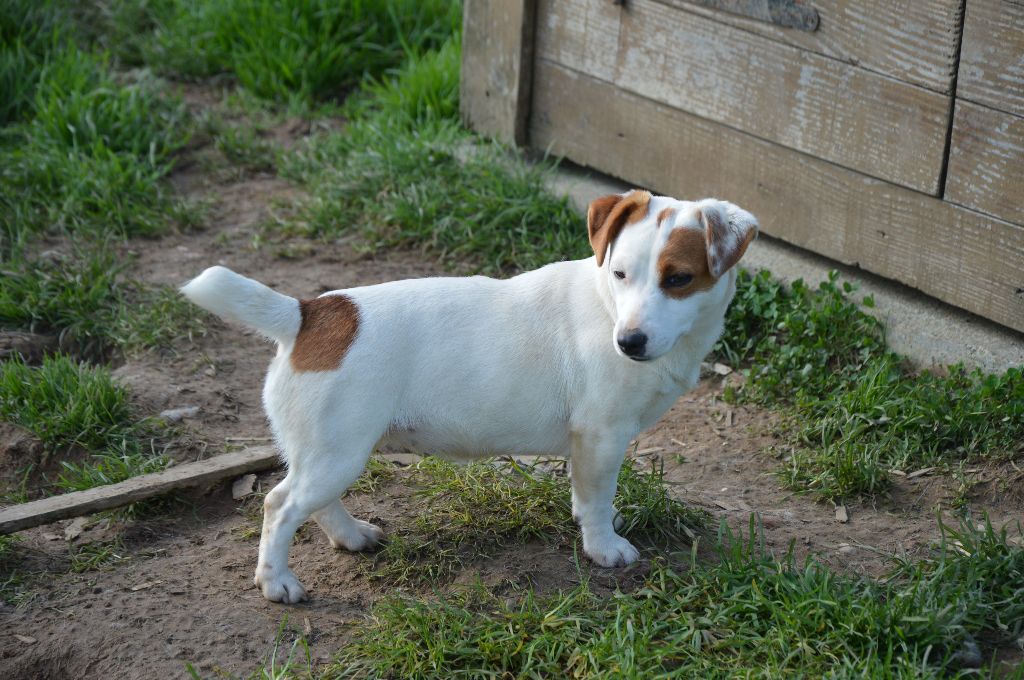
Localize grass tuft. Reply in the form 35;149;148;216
0;354;140;455
0;355;169;493
360;457;704;585
0;247;206;359
284;119;584;274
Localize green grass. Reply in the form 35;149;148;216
284;119;583;273
342;33;461;126
130;0;460;107
358;457;704;585
716;270;1024;499
0;46;189;253
0;0;70;124
0;355;168;492
328;516;1023;679
0;247;206;359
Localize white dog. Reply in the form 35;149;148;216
182;191;758;603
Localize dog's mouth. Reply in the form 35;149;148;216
627;355;652;362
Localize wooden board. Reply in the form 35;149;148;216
659;0;963;94
529;60;1024;332
459;0;537;145
946;101;1024;226
958;0;1024;115
0;447;280;534
534;0;952;194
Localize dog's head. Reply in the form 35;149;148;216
587;190;758;362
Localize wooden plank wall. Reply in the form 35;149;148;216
946;102;1024;225
459;0;537;145
529;62;1024;333
657;0;963;93
945;0;1024;227
534;0;955;194
957;0;1024;113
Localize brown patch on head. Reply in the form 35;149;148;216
291;294;360;372
656;207;676;227
586;190;652;266
656;227;718;299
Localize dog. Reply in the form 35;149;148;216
182;190;758;603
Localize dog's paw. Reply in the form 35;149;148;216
584;532;640;568
328;520;383;552
254;567;308;604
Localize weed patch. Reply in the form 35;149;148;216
718;270;1024;499
334;517;1023;679
69;539;126;572
360;457;704;585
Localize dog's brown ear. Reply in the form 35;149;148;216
587;190;652;267
697;200;759;278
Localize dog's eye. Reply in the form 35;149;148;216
613;270;626;280
663;273;693;288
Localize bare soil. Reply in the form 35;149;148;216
2;109;1022;679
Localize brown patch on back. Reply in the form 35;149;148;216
657;227;718;299
587;190;652;266
291;295;360;372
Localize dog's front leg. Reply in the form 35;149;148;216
569;430;639;568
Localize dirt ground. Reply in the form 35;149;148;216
2;113;1022;679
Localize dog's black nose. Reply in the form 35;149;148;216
617;330;648;358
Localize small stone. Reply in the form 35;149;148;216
64;517;88;541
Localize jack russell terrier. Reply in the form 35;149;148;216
182;190;758;602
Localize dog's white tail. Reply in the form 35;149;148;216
181;266;301;345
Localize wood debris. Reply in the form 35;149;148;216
231;474;257;500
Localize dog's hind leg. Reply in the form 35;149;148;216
312;499;383;552
253;435;377;603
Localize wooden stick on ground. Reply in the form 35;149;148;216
0;446;281;535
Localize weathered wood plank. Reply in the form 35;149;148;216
657;0;963;94
958;0;1024;115
946;101;1024;226
460;0;537;145
535;0;952;194
0;447;280;534
530;60;1024;332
